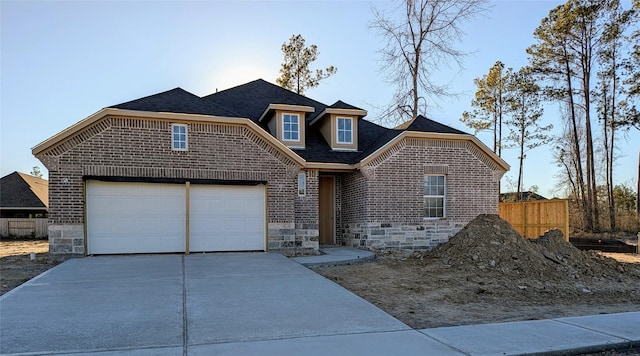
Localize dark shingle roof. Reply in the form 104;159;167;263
500;191;548;202
0;172;48;208
106;80;470;164
203;79;327;122
110;88;238;117
400;115;467;135
328;100;364;111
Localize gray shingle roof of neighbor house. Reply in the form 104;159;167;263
107;79;473;165
0;172;48;209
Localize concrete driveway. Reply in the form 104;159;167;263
1;253;457;355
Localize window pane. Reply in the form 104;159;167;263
345;119;351;130
283;114;299;141
423;175;445;218
338;119;344;130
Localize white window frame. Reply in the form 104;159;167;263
423;175;446;219
297;172;306;197
282;113;300;142
336;117;353;144
171;124;188;151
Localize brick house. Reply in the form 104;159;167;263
33;79;508;255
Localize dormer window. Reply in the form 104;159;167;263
282;113;300;141
310;102;366;152
336;117;353;144
258;104;313;149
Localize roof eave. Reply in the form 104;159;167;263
304;162;354;171
0;207;48;210
355;131;510;172
257;104;316;123
309;108;368;126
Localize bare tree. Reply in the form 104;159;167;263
370;0;487;124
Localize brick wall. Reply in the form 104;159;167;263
37;116;319;254
341;137;503;251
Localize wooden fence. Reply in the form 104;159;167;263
0;218;48;238
498;199;570;241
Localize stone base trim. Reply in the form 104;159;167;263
49;224;84;254
343;220;465;251
268;221;319;254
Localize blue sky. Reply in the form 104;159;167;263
1;0;638;198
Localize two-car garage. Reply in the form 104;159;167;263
85;180;266;255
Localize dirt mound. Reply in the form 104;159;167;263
411;214;640;298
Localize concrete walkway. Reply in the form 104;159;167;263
0;252;638;355
292;246;375;267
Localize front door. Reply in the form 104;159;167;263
318;176;335;245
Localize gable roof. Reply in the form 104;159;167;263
328;100;364;110
0;172;48;209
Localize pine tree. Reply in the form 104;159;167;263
275;34;337;95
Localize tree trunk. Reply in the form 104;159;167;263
608;50;617;231
564;50;589;231
498;76;503;157
582;39;599;232
517;124;525;201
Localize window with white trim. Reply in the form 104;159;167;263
336;117;353;144
282;113;300;141
172;124;187;150
424;175;445;218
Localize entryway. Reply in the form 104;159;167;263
319;176;335;245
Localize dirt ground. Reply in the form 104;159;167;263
316;215;640;329
2;219;639;333
0;239;69;295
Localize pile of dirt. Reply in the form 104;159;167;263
410;214;639;299
316;214;640;328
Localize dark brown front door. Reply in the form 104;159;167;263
319;176;335;245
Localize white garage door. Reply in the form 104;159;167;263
86;181;186;254
190;185;266;252
86;180;266;255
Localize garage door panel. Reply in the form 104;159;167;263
189;185;265;252
86;181;186;255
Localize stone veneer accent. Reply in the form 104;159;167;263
48;224;84;254
343;220;465;251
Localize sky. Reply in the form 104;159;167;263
1;0;638;198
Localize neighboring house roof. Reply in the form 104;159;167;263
32;78;509;172
500;191;548;202
0;172;48;209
